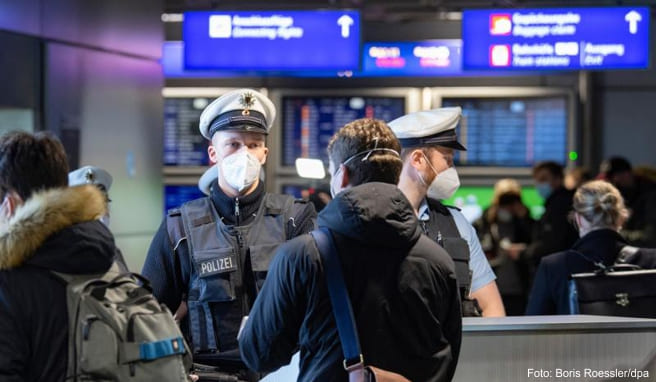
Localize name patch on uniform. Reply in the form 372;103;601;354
197;255;237;277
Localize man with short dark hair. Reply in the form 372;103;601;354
239;118;462;382
0;131;118;381
525;161;578;276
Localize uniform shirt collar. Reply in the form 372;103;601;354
418;198;431;222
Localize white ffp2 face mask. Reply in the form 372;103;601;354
221;150;262;193
427;166;461;200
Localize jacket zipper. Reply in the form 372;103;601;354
234;197;240;226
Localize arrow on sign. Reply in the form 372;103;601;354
337;15;354;38
625;10;642;34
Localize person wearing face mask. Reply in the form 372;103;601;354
525;180;656;315
474;179;535;315
142;89;316;381
390;107;505;317
524;161;578;285
239;118;461;382
599;156;656;247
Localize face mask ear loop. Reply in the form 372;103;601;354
361;137;379;162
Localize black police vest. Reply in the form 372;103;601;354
177;194;294;356
422;198;480;316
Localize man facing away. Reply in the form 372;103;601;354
239;118;462;382
142;89;316;379
390;107;505;317
0;132;118;381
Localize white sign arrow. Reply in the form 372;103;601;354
337;15;354;38
625;10;642;34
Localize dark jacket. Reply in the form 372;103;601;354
526;229;629;315
0;186;117;382
239;182;462;382
524;187;578;270
142;182;316;358
620;177;656;247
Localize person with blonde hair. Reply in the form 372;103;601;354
526;180;632;314
475;179;534;315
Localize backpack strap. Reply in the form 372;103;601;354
311;227;365;375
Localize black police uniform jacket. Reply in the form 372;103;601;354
142;181;316;363
0;186;116;381
525;228;656;315
239;182;462;382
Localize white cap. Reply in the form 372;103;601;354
198;165;218;196
68;166;113;192
199;88;276;140
388;107;466;150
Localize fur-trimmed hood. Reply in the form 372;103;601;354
0;185;114;271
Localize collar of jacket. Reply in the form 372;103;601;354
571;228;627;263
210;181;265;225
0;185;106;270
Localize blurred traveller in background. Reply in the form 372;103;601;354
524;161;578;282
564;166;592;191
69;165;128;271
307;183;332;212
391;107;505;317
0;132;119;380
240;118;462;382
526;180;636;314
474;179;534;315
142;89;316;381
599;156;656;247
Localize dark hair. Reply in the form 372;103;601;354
327;118;403;187
600;156;632;177
532;161;564;179
0;131;69;200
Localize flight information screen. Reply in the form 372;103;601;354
281;96;406;167
164;185;205;213
164;97;211;166
442;96;568;166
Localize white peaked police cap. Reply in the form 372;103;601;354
199;89;276;140
68;166;113;192
388;107;466;151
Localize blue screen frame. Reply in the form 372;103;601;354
462;7;650;71
183;10;361;71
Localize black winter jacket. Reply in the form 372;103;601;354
0;186;116;382
239;182;462;382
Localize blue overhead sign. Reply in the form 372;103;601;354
462;7;650;70
183;10;361;71
362;40;463;76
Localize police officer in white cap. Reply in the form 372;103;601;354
69;165;113;226
142;89;316;380
390;107;505;317
68;165;129;271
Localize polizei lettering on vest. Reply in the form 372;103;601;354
199;255;237;277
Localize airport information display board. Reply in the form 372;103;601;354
362;40;463;76
164;185;205;213
463;7;650;70
282;96;406;166
184;10;361;70
164;97;210;166
442;97;568;166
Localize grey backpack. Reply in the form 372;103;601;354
52;262;193;381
